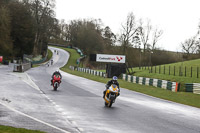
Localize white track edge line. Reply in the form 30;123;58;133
0;101;70;133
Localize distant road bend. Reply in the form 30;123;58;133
0;46;200;133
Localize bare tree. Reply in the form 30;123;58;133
180;21;200;57
120;12;139;54
138;19;163;53
152;28;163;50
181;37;198;55
58;19;67;41
138;19;152;53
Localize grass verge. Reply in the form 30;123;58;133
47;49;53;61
131;64;200;91
0;125;44;133
56;46;200;108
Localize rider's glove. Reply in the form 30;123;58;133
106;85;109;89
117;92;120;96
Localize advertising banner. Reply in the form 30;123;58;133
0;56;3;63
96;54;125;63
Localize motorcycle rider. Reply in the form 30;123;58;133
51;59;53;65
103;76;120;98
51;70;62;85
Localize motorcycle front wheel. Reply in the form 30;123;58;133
105;102;108;106
54;84;58;91
108;101;113;107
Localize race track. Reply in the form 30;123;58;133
0;46;200;133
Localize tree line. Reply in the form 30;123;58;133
0;0;57;59
53;13;186;68
181;28;200;60
53;12;200;68
50;12;167;67
1;0;199;67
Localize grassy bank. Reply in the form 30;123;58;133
132;59;200;91
47;49;53;61
0;125;44;133
58;46;200;108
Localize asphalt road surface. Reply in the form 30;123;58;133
1;46;200;133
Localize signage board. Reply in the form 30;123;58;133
96;54;125;63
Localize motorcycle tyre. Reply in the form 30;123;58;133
108;100;113;107
105;102;108;106
54;84;58;91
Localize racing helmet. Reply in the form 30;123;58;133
112;76;118;81
112;76;118;84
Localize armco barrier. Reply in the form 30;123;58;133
13;63;31;72
185;83;200;94
122;74;179;92
70;66;106;78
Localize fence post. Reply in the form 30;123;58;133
149;66;150;73
197;67;199;78
185;66;186;77
155;66;156;73
191;67;192;77
164;65;165;74
180;66;182;76
174;66;175;76
159;66;161;74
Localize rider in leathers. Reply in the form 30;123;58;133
51;70;62;85
103;76;120;98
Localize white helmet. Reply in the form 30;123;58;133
112;76;118;81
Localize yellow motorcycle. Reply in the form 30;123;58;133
104;84;119;107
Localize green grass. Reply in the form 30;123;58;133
131;59;200;91
0;125;44;133
54;46;200;108
47;49;53;61
61;47;80;67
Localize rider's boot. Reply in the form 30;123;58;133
103;90;106;98
51;79;53;86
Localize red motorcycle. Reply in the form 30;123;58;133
52;75;61;91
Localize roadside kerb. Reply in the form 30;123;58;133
122;74;179;92
70;66;106;78
69;67;179;92
185;83;200;94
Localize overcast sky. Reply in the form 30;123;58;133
55;0;200;52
